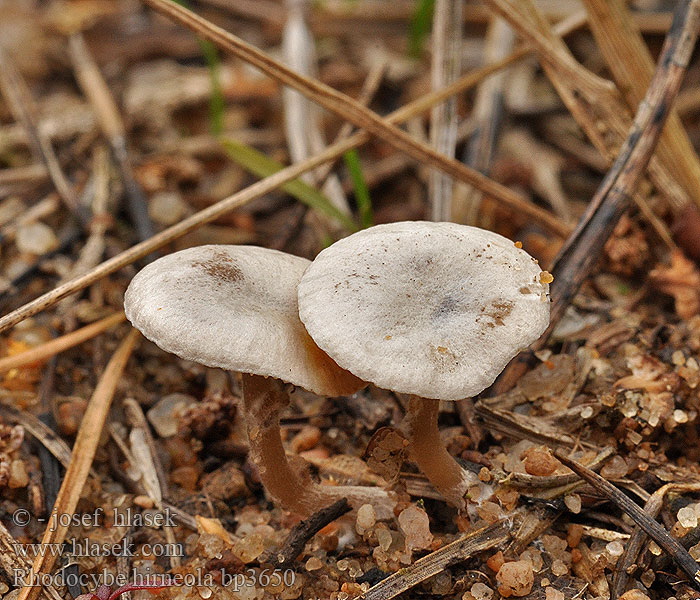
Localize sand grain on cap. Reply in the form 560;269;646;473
125;245;362;396
298;222;550;400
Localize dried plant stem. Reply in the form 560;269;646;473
490;0;700;395
612;483;700;599
0;47;80;219
0;44;577;336
0;312;126;374
554;450;700;590
452;17;514;226
582;0;700;209
142;0;565;234
17;328;140;600
68;33;155;242
362;519;511;600
429;0;463;221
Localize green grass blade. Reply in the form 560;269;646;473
172;0;225;135
198;39;225;136
408;0;435;58
220;138;359;232
343;149;373;228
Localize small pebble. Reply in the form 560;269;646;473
564;494;581;514
305;557;323;571
8;459;28;488
600;455;628;479
149;191;188;225
376;528;392;551
619;591;651;600
678;506;698;528
567;524;583;548
289;426;321;453
16;222;58;255
398;505;433;551
606;541;624;557
674;409;689;424
133;495;155;509
147;393;196;438
469;582;493;600
545;588;564;600
521;446;559;477
550;559;568;576
496;561;534;597
356;504;376;534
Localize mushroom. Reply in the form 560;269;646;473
298;221;551;508
124;244;395;517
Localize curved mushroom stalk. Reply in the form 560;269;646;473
242;374;396;518
404;397;477;510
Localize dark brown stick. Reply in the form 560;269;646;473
490;0;700;394
68;33;155;244
270;498;351;568
553;450;700;590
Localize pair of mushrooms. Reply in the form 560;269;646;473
125;221;550;516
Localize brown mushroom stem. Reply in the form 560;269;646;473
405;397;476;509
242;373;395;518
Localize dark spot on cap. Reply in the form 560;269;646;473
191;251;243;283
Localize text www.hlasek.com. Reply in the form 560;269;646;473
13;539;183;559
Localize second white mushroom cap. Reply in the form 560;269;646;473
298;221;551;400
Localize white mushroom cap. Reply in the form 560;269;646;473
124;245;363;396
298;222;551;400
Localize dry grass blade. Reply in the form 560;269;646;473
361;519;511;600
0;46;80;219
142;0;566;235
0;312;125;373
582;0;700;210
282;0;349;215
0;47;577;337
0;520;64;600
452;17;514;226
484;0;692;224
554;449;700;590
68;33;155;243
491;0;700;394
429;0;462;221
17;328;140;600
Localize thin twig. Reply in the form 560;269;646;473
553;449;700;590
612;483;700;600
142;0;566;235
452;16;514;226
361;519;511;600
17;328;140;600
270;498;351;569
0;312;126;374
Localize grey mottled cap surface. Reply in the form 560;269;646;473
125;245;363;396
298;222;550;400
